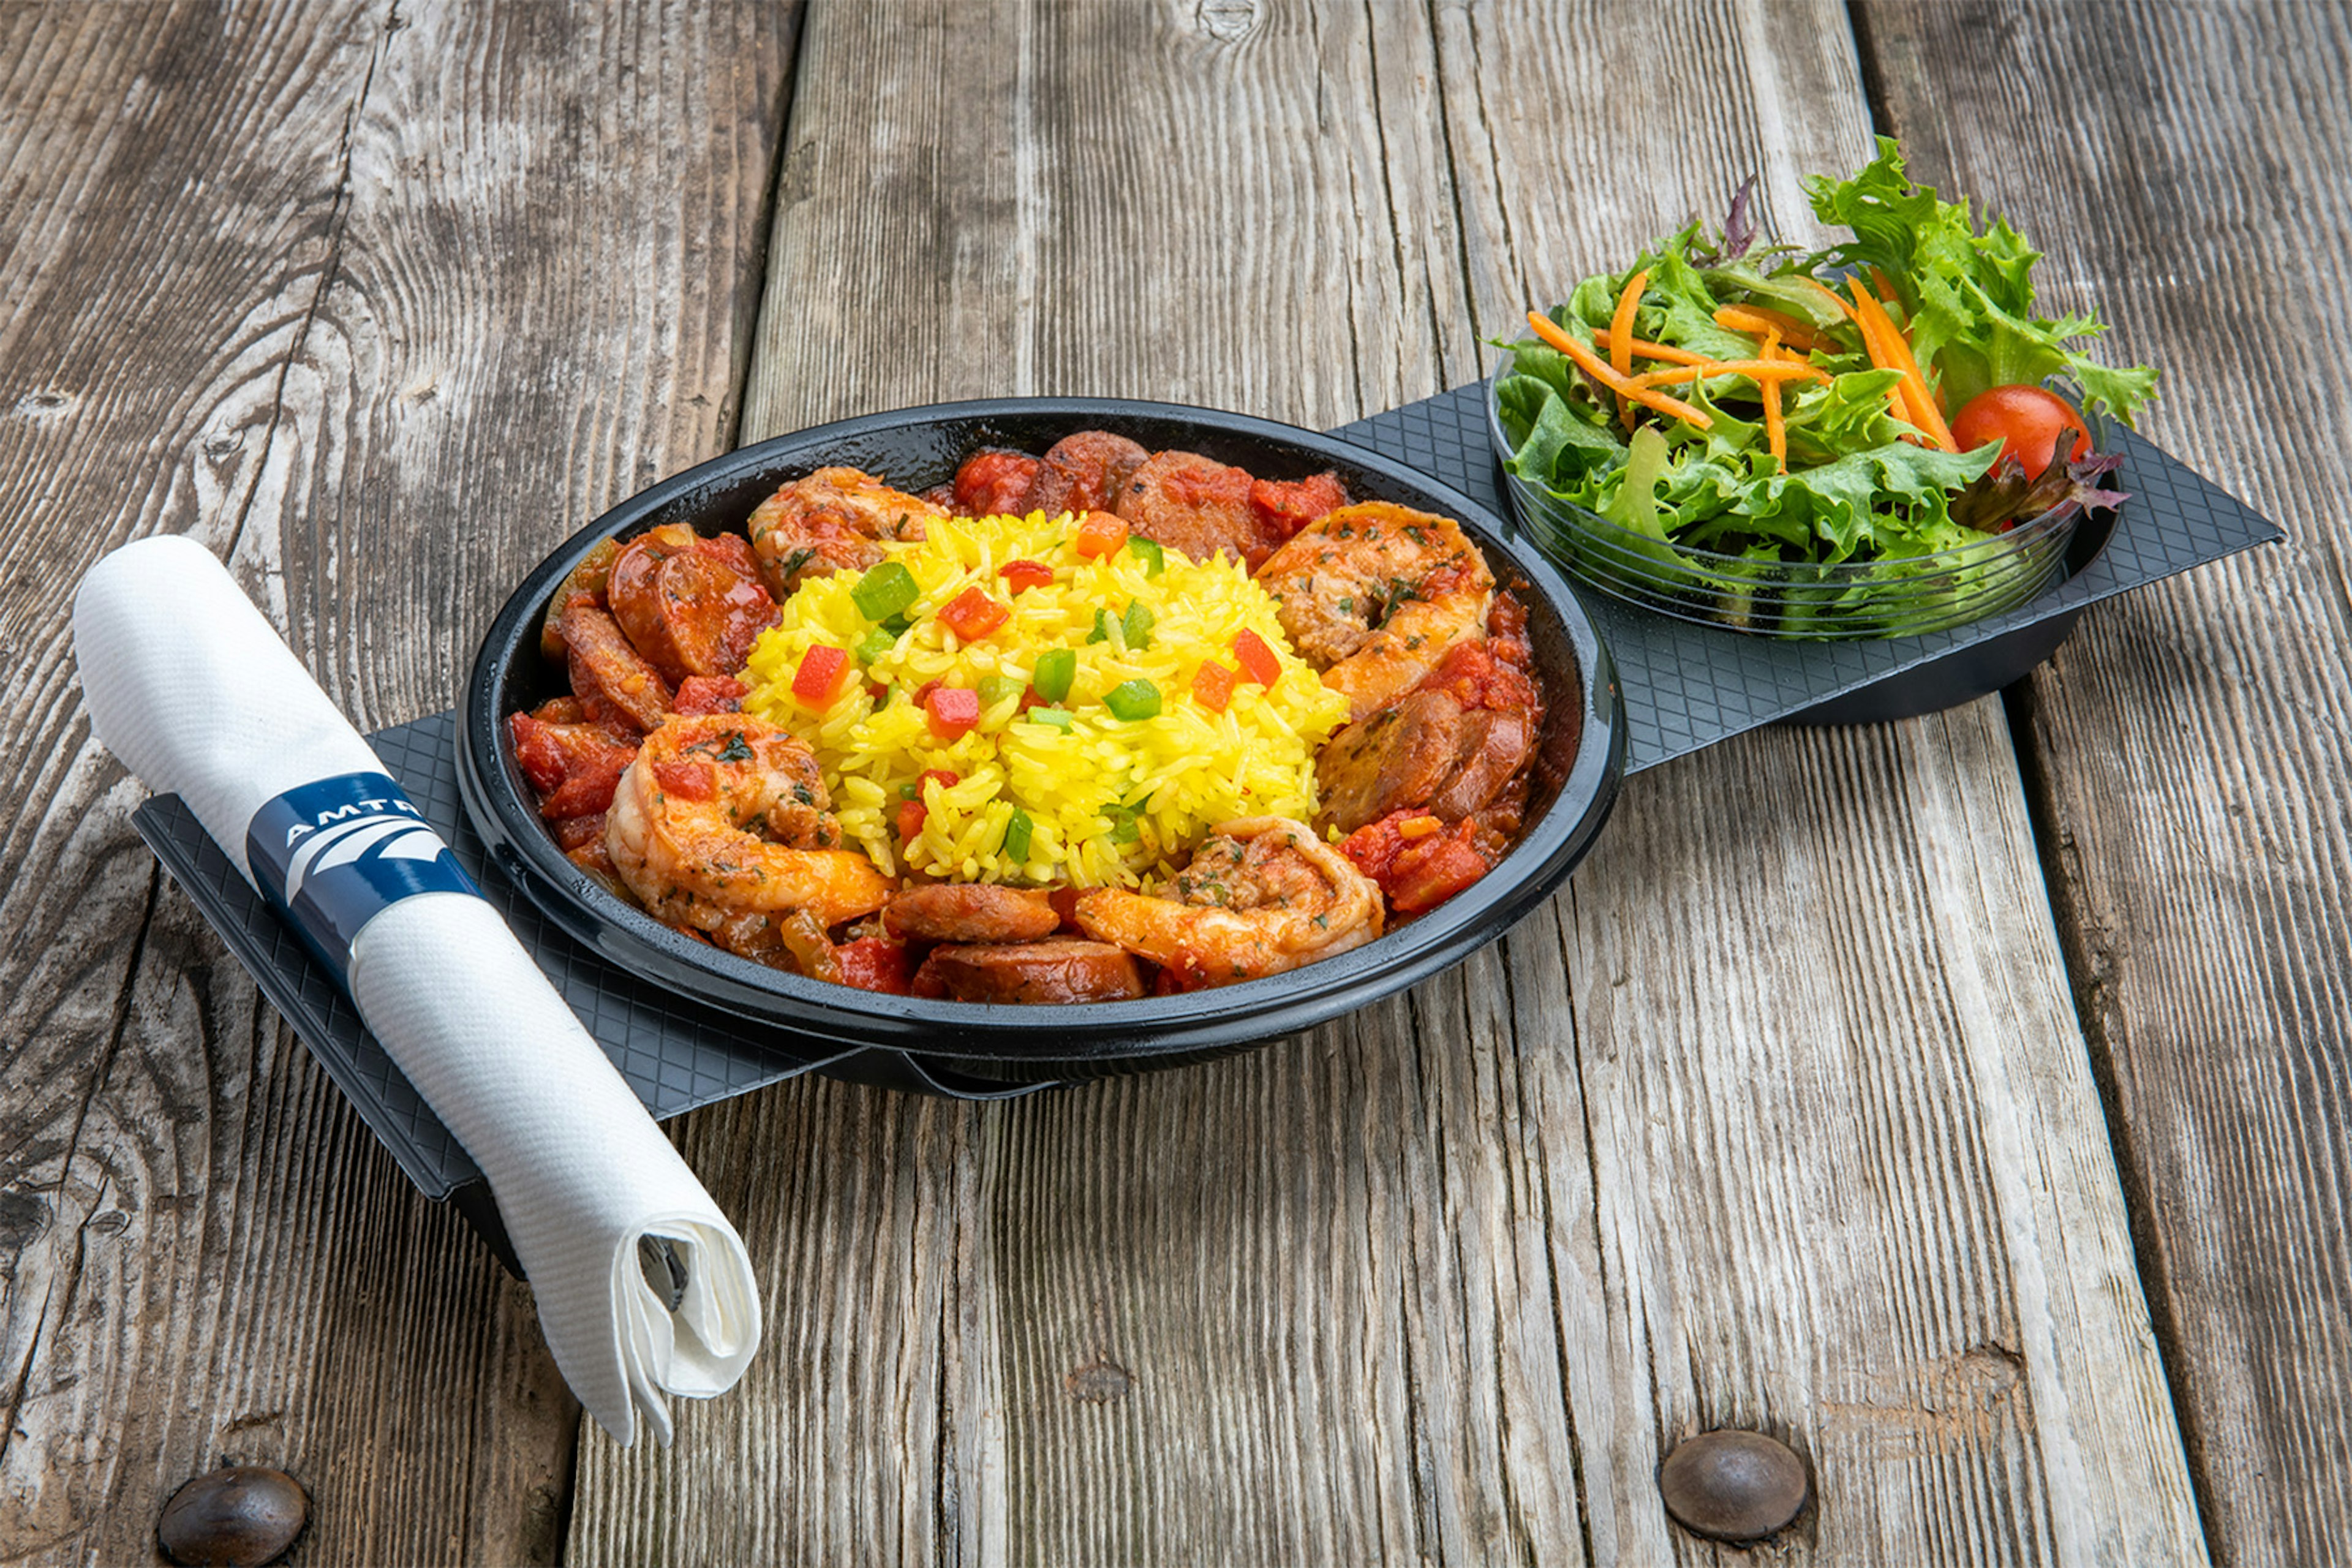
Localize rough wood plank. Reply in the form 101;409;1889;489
1439;7;2198;1559
570;1;2198;1564
0;2;794;1561
1858;3;2352;1562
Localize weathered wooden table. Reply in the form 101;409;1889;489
3;3;2344;1563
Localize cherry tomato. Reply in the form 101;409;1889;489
1949;385;2092;480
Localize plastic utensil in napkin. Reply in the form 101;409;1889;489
70;533;759;1446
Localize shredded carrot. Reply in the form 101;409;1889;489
1849;281;1957;451
1525;311;1714;430
1760;330;1787;473
1608;270;1650;431
1624;359;1831;390
1838;282;1922;436
1870;267;1901;306
1591;330;1711;368
1713;305;1830;355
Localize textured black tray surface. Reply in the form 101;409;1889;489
132;710;861;1200
1334;383;2283;769
133;380;2280;1202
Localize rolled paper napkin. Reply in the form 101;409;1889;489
72;534;759;1446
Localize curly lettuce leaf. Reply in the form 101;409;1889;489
1803;136;2159;420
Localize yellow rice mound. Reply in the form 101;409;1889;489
741;512;1351;886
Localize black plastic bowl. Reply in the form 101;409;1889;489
457;398;1625;1085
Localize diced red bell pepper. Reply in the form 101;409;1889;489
897;799;929;840
792;644;851;706
1233;628;1281;687
1073;511;1129;558
835;937;913;995
919;768;961;795
925;685;981;739
1191;660;1236;713
938;586;1011;641
998;559;1055;594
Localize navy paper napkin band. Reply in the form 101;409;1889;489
245;771;481;983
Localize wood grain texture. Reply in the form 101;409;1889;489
1858;3;2352;1562
569;2;2198;1563
0;2;794;1561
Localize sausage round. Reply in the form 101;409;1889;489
883;883;1062;944
911;938;1147;1004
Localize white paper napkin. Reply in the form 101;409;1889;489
72;533;760;1446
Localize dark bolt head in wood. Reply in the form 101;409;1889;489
1658;1429;1809;1542
156;1466;307;1567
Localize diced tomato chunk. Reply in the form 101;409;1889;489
925;685;981;739
792;644;851;706
835;937;913;995
673;674;747;715
1389;819;1490;913
1233;628;1281;687
1339;810;1489;913
938;586;1011;641
1073;510;1129;558
954;450;1044;516
1248;471;1348;540
553;813;606;852
507;711;638;819
1191;660;1236;712
999;559;1055;594
652;758;715;802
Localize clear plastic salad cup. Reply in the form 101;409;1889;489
1486;352;2110;641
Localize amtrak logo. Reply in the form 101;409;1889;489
246;771;481;982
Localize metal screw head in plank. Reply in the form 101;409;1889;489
156;1466;307;1566
1657;1430;1809;1542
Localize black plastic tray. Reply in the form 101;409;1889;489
129;379;2283;1236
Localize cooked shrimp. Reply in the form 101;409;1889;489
745;467;945;595
1074;816;1382;989
606;712;894;932
1254;501;1494;720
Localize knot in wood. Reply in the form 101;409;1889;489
1064;1359;1133;1403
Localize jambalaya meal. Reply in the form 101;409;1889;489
507;431;1551;1003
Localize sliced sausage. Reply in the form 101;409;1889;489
608;524;778;682
1311;690;1469;835
883;883;1062;944
1043;431;1150;513
911;938;1146;1004
560;601;673;732
1114;449;1276;568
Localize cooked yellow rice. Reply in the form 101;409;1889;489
741;511;1349;886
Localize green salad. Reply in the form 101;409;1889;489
1494;138;2149;632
